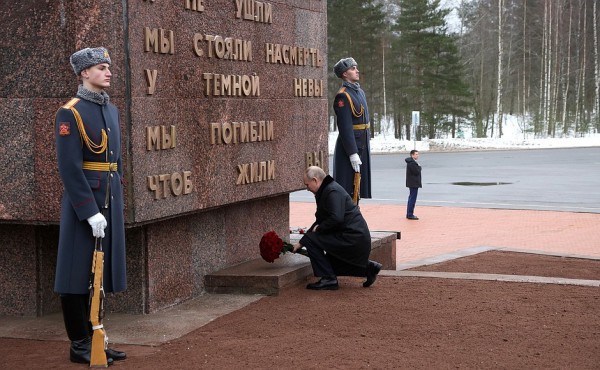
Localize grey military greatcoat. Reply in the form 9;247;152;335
54;94;126;294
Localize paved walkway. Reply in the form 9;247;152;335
290;202;600;262
1;203;599;347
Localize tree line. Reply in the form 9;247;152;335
327;0;600;139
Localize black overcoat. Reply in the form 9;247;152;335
332;82;372;198
300;176;371;272
54;95;126;294
405;157;422;188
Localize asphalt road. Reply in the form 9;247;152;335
290;147;600;213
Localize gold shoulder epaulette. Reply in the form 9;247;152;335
60;97;108;154
337;87;364;118
62;98;80;109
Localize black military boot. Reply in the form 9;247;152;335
70;336;92;364
106;348;127;361
60;294;113;365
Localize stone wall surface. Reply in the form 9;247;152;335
0;0;327;315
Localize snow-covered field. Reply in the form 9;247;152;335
329;116;600;154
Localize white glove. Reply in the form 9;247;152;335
87;213;107;238
349;153;362;172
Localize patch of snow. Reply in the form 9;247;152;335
329;115;600;154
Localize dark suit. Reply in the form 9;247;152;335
405;156;422;218
300;176;371;277
332;82;372;199
54;96;126;294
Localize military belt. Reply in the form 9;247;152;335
83;161;118;172
353;123;370;130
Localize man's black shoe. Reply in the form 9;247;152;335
106;347;127;361
406;215;419;220
363;261;382;287
306;278;339;290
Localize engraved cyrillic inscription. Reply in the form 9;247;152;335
294;79;323;97
193;34;252;61
144;27;175;54
305;151;326;168
147;125;176;150
202;73;260;96
210;121;273;144
236;160;275;185
265;44;321;67
147;171;193;199
185;0;204;11
235;0;272;24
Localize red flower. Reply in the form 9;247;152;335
259;231;307;263
290;227;308;234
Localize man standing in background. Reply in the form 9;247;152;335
332;57;372;201
405;150;422;220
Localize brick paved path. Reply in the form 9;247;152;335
290;203;600;262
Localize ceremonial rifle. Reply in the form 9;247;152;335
89;168;112;367
352;172;361;206
89;236;108;367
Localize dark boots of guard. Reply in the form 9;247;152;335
60;294;126;364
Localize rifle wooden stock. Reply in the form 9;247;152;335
352;172;361;205
89;248;108;367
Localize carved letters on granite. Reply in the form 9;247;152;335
141;0;322;195
210;121;273;145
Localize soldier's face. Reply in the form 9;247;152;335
81;63;112;92
343;66;360;83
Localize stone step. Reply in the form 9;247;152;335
205;231;399;295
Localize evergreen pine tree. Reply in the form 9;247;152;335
391;0;470;139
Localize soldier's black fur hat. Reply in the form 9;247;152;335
70;47;111;75
333;57;357;78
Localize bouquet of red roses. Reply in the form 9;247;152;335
259;231;308;263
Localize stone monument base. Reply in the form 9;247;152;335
0;195;290;316
205;231;399;295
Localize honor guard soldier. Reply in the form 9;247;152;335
54;47;127;365
332;57;372;200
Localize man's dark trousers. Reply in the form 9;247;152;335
407;187;419;217
304;239;368;278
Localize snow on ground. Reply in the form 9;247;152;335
329;115;600;154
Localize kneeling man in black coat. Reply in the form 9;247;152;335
293;166;382;290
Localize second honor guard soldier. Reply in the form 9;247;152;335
332;57;372;200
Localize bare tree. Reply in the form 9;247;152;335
561;0;573;136
594;0;600;131
520;0;529;137
494;0;504;137
575;0;588;135
545;1;553;137
537;1;548;137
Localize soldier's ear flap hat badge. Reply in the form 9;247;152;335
333;57;357;78
70;47;112;75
